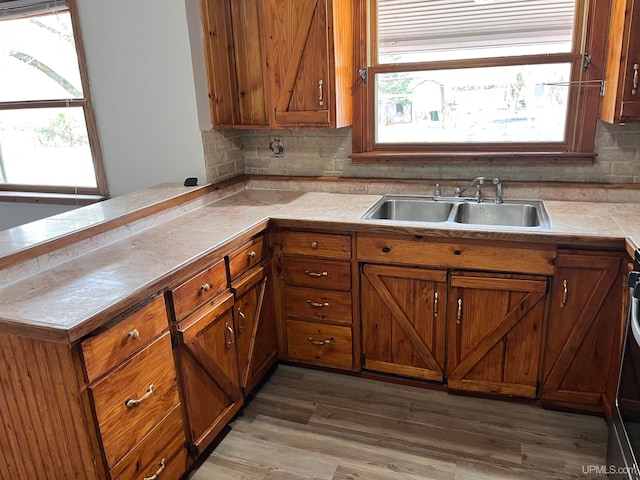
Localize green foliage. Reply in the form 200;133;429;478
35;113;87;147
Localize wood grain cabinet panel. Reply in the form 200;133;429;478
263;0;353;127
89;332;180;469
601;0;640;123
287;319;353;369
361;264;447;382
542;250;626;411
174;292;243;456
228;235;265;281
170;259;227;321
284;285;352;325
231;264;278;395
446;272;548;398
283;256;351;290
282;230;351;259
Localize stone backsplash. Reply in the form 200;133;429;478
204;121;640;184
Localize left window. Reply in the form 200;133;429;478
0;0;107;201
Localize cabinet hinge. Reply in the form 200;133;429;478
185;441;198;457
582;52;591;71
358;67;367;83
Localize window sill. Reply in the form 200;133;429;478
349;151;597;165
0;190;107;206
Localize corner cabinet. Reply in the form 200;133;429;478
263;0;353;128
601;0;640;123
542;250;626;412
199;0;353;128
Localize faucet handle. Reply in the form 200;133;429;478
434;184;442;198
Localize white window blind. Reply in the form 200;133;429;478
378;0;577;62
0;0;67;20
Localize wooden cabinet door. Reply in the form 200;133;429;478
602;0;640;122
264;0;331;126
542;251;625;409
232;266;278;395
361;264;447;382
175;292;243;456
446;273;548;398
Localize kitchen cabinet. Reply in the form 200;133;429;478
275;229;356;370
601;0;640;123
446;272;548;398
263;0;353;127
169;259;243;458
360;264;447;382
228;234;278;395
542;250;626;411
200;0;270;127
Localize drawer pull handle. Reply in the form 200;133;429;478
128;329;140;340
248;250;257;259
237;307;246;334
456;298;462;325
125;384;154;408
143;458;166;480
305;270;328;277
560;279;568;308
200;283;211;292
633;63;639;95
311;241;319;249
307;300;329;308
433;292;439;317
307;337;331;346
224;322;235;350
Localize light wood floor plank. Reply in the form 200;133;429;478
188;365;608;480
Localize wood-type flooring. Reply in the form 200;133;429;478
189;365;608;480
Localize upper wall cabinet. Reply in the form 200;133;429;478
200;0;353;129
601;0;640;123
263;0;353;128
201;0;270;127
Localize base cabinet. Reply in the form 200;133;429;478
542;250;625;410
446;272;548;398
360;264;447;382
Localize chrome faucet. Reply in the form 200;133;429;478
454;176;485;202
492;177;503;204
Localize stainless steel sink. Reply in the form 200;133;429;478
361;196;550;229
364;197;453;222
453;201;548;228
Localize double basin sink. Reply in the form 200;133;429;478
361;196;550;229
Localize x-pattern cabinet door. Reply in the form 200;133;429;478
361;264;447;382
446;272;548;398
175;293;243;456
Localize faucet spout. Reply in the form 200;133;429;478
454;176;485;198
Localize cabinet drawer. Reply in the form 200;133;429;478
81;295;168;383
282;231;351;259
283;257;351;290
110;404;185;479
357;234;556;275
171;259;227;321
117;448;188;480
284;286;352;325
287;320;352;370
89;332;180;469
228;235;265;281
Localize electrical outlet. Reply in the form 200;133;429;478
269;137;284;157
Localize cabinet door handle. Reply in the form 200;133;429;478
311;241;319;249
236;307;246;334
307;300;329;308
456;298;462;325
633;63;639;95
248;250;256;259
125;384;154;408
560;279;568;308
308;337;331;346
305;270;328;277
224;322;235;350
128;329;139;340
200;283;210;292
433;291;439;317
143;458;166;480
318;79;324;106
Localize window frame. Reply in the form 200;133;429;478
351;0;610;165
0;0;108;203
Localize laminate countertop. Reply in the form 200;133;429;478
0;177;638;344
